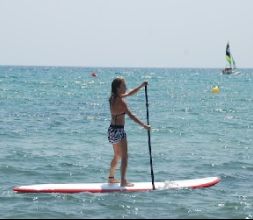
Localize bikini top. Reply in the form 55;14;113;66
111;112;126;125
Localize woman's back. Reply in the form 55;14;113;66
110;96;125;126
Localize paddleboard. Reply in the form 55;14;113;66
13;176;220;193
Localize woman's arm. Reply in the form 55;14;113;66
121;99;150;130
121;81;148;98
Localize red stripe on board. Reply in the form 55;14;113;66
191;177;221;189
13;177;221;193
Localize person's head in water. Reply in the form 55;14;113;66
109;77;127;104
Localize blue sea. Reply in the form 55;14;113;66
0;66;252;219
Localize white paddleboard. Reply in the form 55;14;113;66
13;177;220;193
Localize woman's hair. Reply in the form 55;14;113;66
109;77;125;105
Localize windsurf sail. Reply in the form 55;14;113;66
226;42;235;69
223;42;238;74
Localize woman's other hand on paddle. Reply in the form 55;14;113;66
143;124;151;130
141;81;148;88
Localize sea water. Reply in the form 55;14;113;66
0;66;252;219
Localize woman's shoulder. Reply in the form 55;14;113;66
118;97;127;105
111;98;127;111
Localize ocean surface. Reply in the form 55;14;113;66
0;66;252;219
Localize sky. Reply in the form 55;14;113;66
0;0;252;68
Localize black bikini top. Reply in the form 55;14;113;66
112;112;125;124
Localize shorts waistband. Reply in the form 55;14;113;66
110;124;124;129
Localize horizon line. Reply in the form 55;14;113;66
0;64;252;69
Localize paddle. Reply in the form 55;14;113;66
145;84;155;190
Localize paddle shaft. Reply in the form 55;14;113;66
145;85;155;190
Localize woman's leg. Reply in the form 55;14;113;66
108;143;121;183
120;138;134;187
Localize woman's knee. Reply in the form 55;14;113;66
113;155;121;162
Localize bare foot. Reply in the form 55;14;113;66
120;180;134;187
108;176;120;184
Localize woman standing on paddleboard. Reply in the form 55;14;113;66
108;77;151;187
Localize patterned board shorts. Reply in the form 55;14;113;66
108;124;127;144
